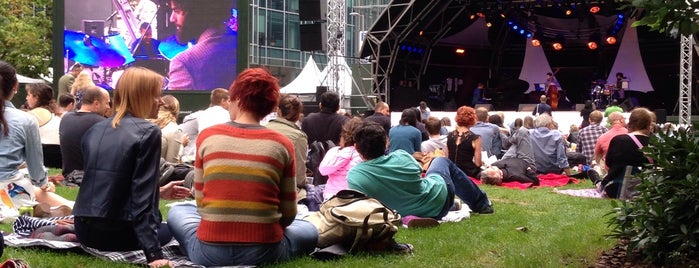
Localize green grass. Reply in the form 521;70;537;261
1;171;616;268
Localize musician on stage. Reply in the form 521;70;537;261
545;70;561;110
615;72;627;102
131;22;161;59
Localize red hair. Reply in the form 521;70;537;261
229;68;280;120
455;106;477;127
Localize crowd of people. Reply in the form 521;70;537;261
0;55;669;266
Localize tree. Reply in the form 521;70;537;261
0;0;53;78
628;0;699;36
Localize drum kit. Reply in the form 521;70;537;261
63;30;188;88
590;83;618;108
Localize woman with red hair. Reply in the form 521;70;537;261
167;68;318;266
446;106;483;177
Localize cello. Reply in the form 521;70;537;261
546;68;560;110
547;84;559;110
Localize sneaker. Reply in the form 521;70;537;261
402;215;439;228
587;169;601;184
476;203;494;214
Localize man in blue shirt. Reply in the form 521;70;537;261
470;107;502;158
529;114;570;175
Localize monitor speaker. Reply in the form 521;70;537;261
82;20;105;38
299;0;328;21
654;109;667;124
474;104;493;111
300;23;327;52
518;104;537;112
575;103;585;111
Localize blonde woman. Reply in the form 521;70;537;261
73;67;188;268
70;71;95;108
149;95;185;163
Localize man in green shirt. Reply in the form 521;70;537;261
57;63;83;100
347;121;493;222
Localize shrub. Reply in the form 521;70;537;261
608;126;699;265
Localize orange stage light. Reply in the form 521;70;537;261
587;41;598;50
455;48;465;54
606;36;617;45
552;42;563;50
531;39;541;47
589;6;600;14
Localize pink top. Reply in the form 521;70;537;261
319;146;363;200
594;125;628;161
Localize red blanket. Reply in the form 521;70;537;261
470;173;578;190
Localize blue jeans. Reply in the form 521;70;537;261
167;204;318;266
426;157;491;213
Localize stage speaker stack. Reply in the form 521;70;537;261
518;104;537;112
82;20;105;38
315;86;328;102
620;97;639;112
299;0;328;52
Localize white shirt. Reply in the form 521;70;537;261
197;106;230;133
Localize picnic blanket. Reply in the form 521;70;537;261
470;173;579;190
4;215;206;267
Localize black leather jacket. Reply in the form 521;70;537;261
73;113;164;261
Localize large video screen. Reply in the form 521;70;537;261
63;0;238;90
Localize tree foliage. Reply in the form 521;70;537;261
628;0;699;36
0;0;53;78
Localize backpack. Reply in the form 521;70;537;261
306;140;335;185
304;189;402;253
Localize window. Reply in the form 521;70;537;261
268;11;284;48
286;15;299;49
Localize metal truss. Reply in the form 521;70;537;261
679;34;692;125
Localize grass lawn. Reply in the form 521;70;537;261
1;171;616;267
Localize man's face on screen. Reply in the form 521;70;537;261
170;1;198;43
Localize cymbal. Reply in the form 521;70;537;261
64;30;127;67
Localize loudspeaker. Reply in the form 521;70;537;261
316;86;328;102
654;109;667;124
299;0;328;21
82;20;105;38
300;23;327;51
518;104;537;112
475;104;493;111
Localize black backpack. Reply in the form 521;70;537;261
306;140;335;185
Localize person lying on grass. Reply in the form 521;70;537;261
347;121;494;228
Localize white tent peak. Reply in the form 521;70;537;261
280;56;323;94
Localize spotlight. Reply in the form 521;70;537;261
606;36;617;45
587;41;598;50
531;39;541;47
419;31;423;36
486;22;492;28
565;9;572;16
552;42;563;50
589;6;600;14
455;48;465;54
470;14;476;20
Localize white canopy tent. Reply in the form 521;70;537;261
280;56;323;94
17;74;47;84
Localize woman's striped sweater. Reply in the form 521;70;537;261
194;122;297;243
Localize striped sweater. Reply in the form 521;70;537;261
194;122;297;243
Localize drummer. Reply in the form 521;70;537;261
131;22;161;59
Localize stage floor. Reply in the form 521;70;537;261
390;110;631;135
